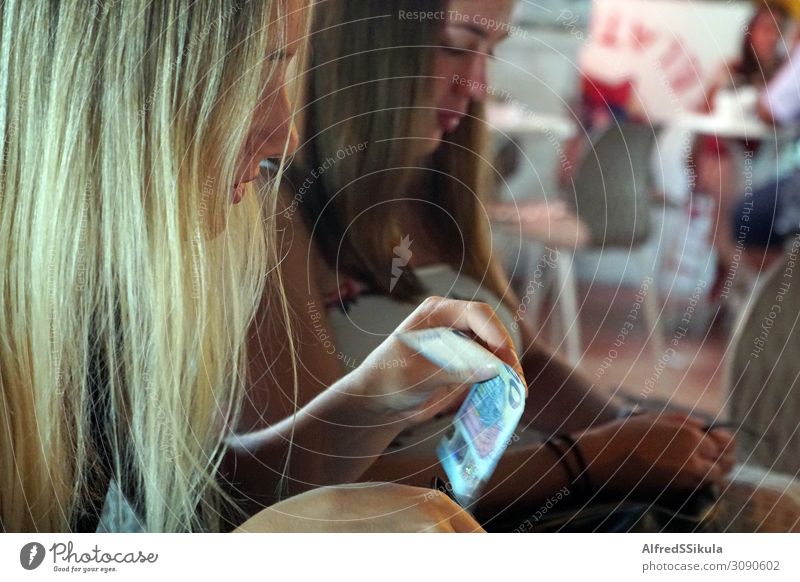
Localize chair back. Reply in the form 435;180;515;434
728;239;800;476
569;122;656;248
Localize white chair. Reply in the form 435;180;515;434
564;122;664;362
727;243;800;477
491;200;589;364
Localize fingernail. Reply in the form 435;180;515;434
470;363;500;382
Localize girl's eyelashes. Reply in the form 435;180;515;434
439;44;498;62
440;44;469;56
439;33;502;60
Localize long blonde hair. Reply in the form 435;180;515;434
291;0;505;301
1;0;294;532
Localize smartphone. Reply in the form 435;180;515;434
399;328;526;507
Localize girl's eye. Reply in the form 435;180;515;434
440;45;464;55
440;44;472;57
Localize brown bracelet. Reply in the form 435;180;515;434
543;438;579;490
556;434;594;499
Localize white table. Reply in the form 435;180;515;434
675;113;776;140
486;102;578;140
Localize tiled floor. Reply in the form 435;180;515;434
530;282;731;418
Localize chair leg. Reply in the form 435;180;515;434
526;243;551;332
553;249;581;364
507;240;544;331
634;247;666;363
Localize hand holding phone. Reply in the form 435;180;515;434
399;328;526;507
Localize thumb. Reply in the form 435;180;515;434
461;362;502;384
399;340;502;388
405;364;500;422
416;385;470;421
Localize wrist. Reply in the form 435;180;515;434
557;433;594;499
595;396;641;426
335;366;413;432
573;429;613;489
544;433;596;500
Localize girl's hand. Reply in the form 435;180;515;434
577;413;736;496
348;296;524;428
234;482;484;533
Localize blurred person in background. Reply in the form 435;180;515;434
730;25;800;255
558;76;645;189
693;2;790;304
706;2;789;104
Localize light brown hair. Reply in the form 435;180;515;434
289;0;506;301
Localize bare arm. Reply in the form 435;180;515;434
361;436;574;521
222;287;522;520
356;264;617;517
361;414;734;523
517;332;621;434
501;266;622;434
222;365;411;517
